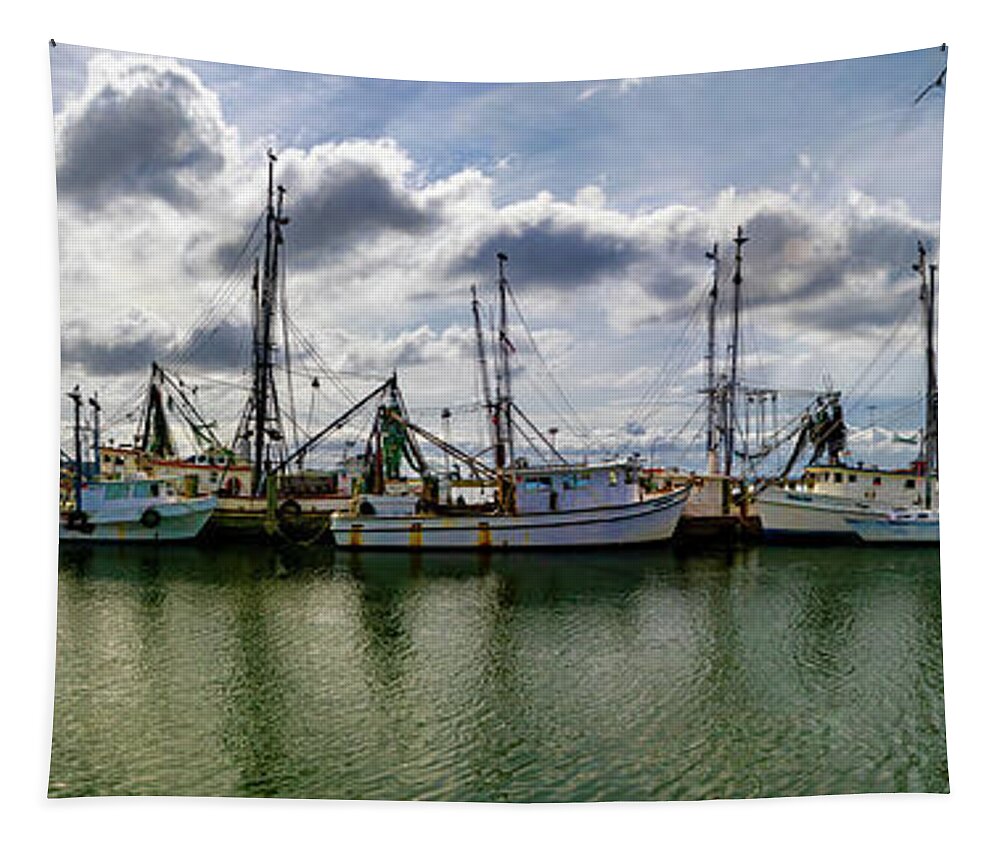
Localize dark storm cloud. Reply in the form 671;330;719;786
642;234;716;303
847;216;936;273
62;322;169;376
283;161;435;266
57;66;224;207
62;319;251;376
172;319;251;371
719;205;931;333
452;219;644;289
211;158;437;272
788;288;918;333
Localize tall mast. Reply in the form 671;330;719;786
88;392;101;478
494;252;517;513
252;150;287;496
927;262;938;491
915;241;938;508
471;284;501;467
496;252;514;473
725;226;748;478
68;385;83;512
705;243;721;475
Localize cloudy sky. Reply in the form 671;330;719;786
52;43;946;471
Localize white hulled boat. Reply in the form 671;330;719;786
60;476;216;542
756;241;939;542
846;509;939;544
330;253;690;550
61;385;217;542
756;460;937;539
331;461;690;549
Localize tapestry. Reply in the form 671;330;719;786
50;42;948;801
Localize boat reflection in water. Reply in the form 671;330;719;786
51;542;947;801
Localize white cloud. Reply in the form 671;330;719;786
54;53;941;464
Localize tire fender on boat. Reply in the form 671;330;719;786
140;507;161;529
277;499;303;523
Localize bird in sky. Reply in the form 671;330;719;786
914;67;947;105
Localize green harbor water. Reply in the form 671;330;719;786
49;543;948;801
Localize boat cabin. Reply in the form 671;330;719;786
514;461;642;514
798;463;938;509
78;477;178;511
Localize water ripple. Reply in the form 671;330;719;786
50;543;948;800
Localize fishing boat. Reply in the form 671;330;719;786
755;454;937;540
60;388;216;542
86;152;387;542
332;460;690;549
60;477;216;542
755;242;939;540
330;254;690;550
669;231;761;542
845;509;939;544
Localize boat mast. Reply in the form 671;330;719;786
472;284;500;467
68;385;83;512
496;252;514;472
252;150;288;496
725;226;748;478
705;243;721;475
88;392;101;479
915;241;938;508
495;252;516;511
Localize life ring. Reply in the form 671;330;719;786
140;507;161;529
66;509;89;529
277;499;303;523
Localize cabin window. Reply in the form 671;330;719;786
873;477;882;486
103;454;112;464
823;473;830;482
210;472;219;484
104;482;128;500
905;479;916;490
133;481;152;499
150;482;160;497
848;474;857;483
834;473;843;484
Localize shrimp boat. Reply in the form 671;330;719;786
60;388;216;542
330;254;690;549
332;460;690;549
60;477;216;542
755;242;939;541
670;232;760;541
86;152;384;541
